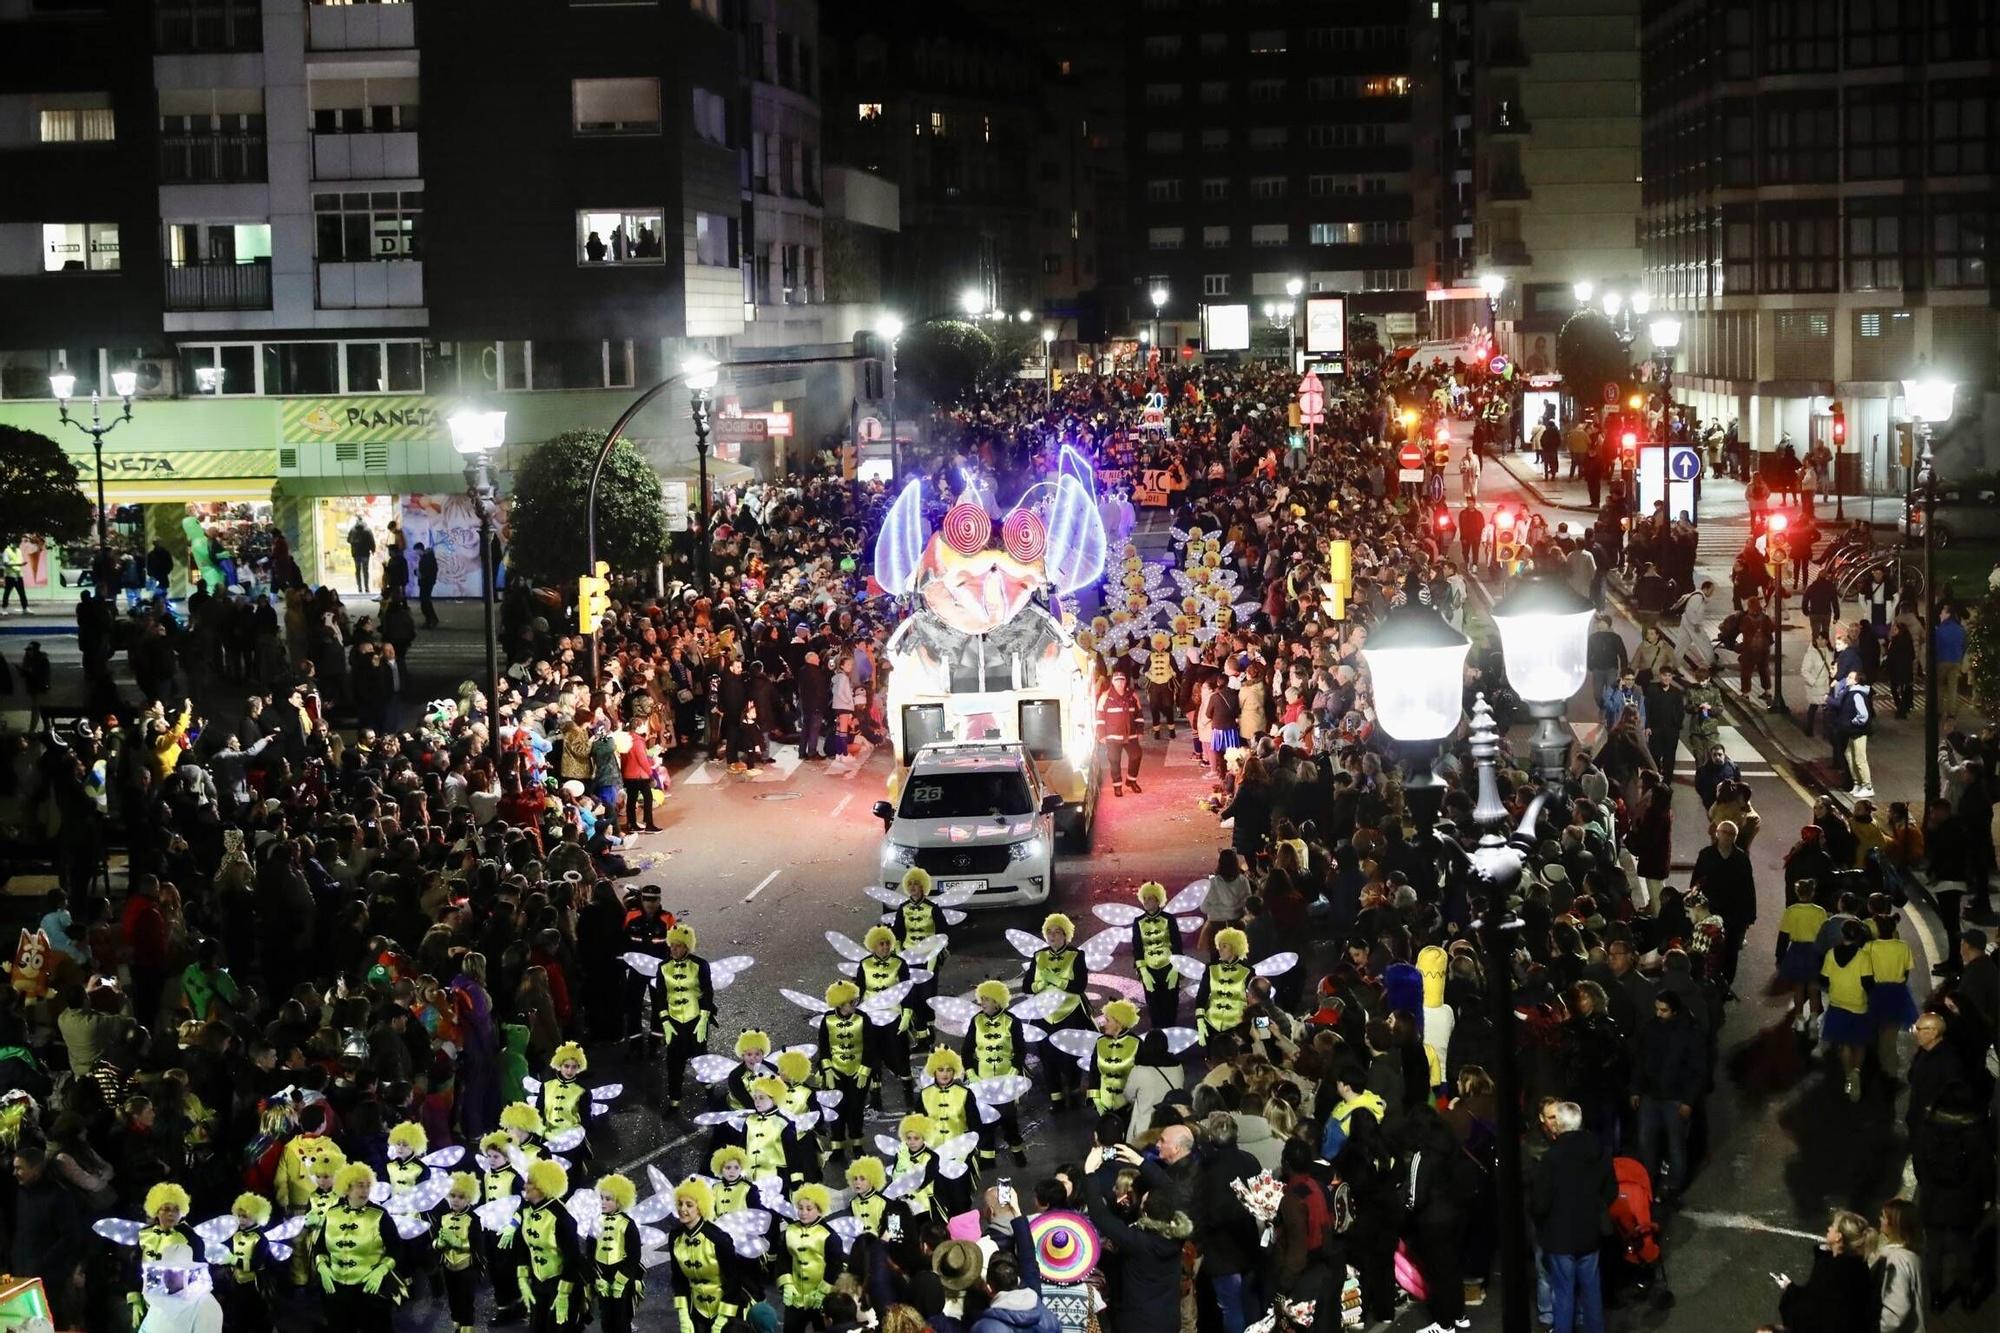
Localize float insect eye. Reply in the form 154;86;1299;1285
1002;509;1046;564
941;502;991;555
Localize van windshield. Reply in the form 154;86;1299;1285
899;771;1034;819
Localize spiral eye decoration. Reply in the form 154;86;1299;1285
941;502;992;555
1003;509;1047;564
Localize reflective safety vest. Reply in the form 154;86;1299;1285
321;1202;391;1287
1032;948;1085;1024
969;1011;1022;1079
920;1081;972;1141
541;1075;588;1132
433;1207;477;1272
1091;1034;1141;1110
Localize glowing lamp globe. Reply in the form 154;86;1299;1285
1902;378;1955;425
1361;605;1470;742
1491;576;1593;707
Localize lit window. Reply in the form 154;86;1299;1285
693;211;736;267
930;111;946;136
1203;273;1230;295
37;96;115;144
42;222;120;272
576;209;666;265
314;191;423;261
573;78;661;136
858;103;883;121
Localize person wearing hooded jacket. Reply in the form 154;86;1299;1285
1193;1111;1267;1333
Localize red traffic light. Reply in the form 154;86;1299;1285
1768;512;1789;534
1494;508;1515;531
1435;509;1453;531
1621;430;1638;450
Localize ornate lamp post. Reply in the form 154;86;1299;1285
1490;576;1594;786
683;355;721;595
51;368;139;586
1905;376;1956;812
448;407;508;771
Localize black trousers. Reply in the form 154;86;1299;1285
977;1097;1024;1162
1148;683;1178;729
661;1020;707;1104
1408;1219;1466;1325
624;778;656;830
1101;738;1141;784
443;1265;479;1327
325;1284;395;1333
822;1069;867;1154
1139;963;1180;1029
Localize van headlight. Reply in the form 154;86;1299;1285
882;842;918;869
1008;835;1046;863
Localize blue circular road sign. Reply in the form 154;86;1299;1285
1668;447;1703;482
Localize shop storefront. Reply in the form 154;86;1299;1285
275;396;507;599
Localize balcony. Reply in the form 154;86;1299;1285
312;131;419;181
155;0;262;53
316;259;423;310
307;0;415;51
163;259;271;311
159;132;267;185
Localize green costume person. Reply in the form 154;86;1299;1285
90;1182;200;1332
1130;880;1185;1029
1021;913;1091;1109
588;1173;648;1333
669;1178;749;1333
889;866;944;1043
961;979;1029;1166
779;1184;838;1322
316;1164;409;1333
1088;1000;1144;1114
813;979;876;1159
853;924;916;1104
1195;927;1255;1048
646;923;717;1109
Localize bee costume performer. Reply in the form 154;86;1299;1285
517;1158;593;1332
317;1163;409;1333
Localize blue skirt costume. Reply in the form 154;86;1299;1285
1867;980;1919;1030
1778;940;1821;986
1820;1004;1872;1048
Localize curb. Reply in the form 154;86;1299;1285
1489;454;1599;514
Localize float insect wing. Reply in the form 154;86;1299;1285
394;1211;432;1241
424;1146;467;1169
865;884;902;908
828;1215;865;1249
628;1196;674;1227
970;1075;1032;1107
1254;952;1299;979
638;1225;669;1260
860;980;912;1019
1092;904;1141;927
936;1132;979;1163
873;479;929;596
901;935;948;966
565;1191;600;1234
620;952;665;979
732;1232;770;1260
710;957;755;990
1022;1023;1045;1042
1167;882;1210;915
370;1183;392;1205
1177;916;1204;935
826;931;868;963
1080;931;1121;972
874;1134;902;1158
693;1111;744;1129
688;1055;737;1085
1005;928;1043;959
786;1110;821;1135
194;1216;239;1249
1058;443;1098;502
780;988;832;1017
545;1127;587;1154
396;1178;450;1215
908;968;934;987
1045;474;1107;595
267;1218;306;1244
939;1157;970;1180
943;908;967;926
267;1241;294;1263
931;883;979;910
521;1077;542;1097
1162;1027;1201;1055
815;1089;844;1113
1171;955;1207;980
647;1166;673;1198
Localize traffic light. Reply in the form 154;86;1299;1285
1830;399;1846;448
1493;507;1517;567
577;561;611;634
1434;507;1455;535
1051;368;1064;391
853;331;885;400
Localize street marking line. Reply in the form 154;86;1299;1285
613;1127;703;1174
743;869;781;903
830;793;854;819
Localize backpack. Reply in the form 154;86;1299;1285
1326;1177;1356;1239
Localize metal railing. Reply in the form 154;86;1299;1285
163;259;272;312
159;132;267;184
155;1;262;52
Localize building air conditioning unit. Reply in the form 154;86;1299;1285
129;358;178;399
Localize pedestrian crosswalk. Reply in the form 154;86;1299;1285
679;743;805;784
1571;720;1778;781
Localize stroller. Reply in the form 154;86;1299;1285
1604;1155;1674;1310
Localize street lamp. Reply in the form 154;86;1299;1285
448;407;508;771
1630;290;1653;316
50;368;139;589
1767;511;1792;714
1017;309;1033;324
683;354;721;596
960;289;986;317
1149;284;1168;360
1361;603;1472;833
1600;290;1623;320
877;315;905;484
1905;376;1957;813
1572;279;1594;305
1491;576;1593;787
1041;327;1056;407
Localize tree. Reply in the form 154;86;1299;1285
505;429;670;585
1967;589;2000;720
1555;310;1630;413
0;426;91;550
897;319;995;404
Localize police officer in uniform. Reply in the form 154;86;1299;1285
961;979;1029;1166
1024;913;1093;1110
646;923;716;1110
619;886;674;1038
814;979;876;1160
1130;880;1185;1029
1096;667;1145;795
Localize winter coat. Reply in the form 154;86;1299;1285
1529;1129;1616;1256
1778;1248;1876;1333
1631;1011;1706;1105
1085;1181;1189;1333
1873;1243;1924;1333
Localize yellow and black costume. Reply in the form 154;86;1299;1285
428;1171;485;1333
590;1173;646;1333
669;1177;750;1333
960;979;1029;1166
1023;913;1092;1109
316;1164;409;1333
852;926;915;1105
813;980;876;1159
1131;881;1185;1029
1088;1000;1145;1114
648;924;717;1108
516;1158;594;1333
1195;927;1255;1049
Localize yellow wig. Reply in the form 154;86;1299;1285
1042;913;1075;941
526;1159;569;1201
924;1048;964;1079
333;1163;377;1197
710;1145;750;1176
388;1122;428;1154
499;1102;545;1135
597;1173;636;1212
666;924;697;952
145;1183;191;1220
675;1176;715;1219
975;979;1012;1009
551;1041;587;1072
825;979;861;1008
231;1193;272;1227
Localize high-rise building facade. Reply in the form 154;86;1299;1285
0;0;846;591
1125;2;1425;357
1640;0;1994;479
